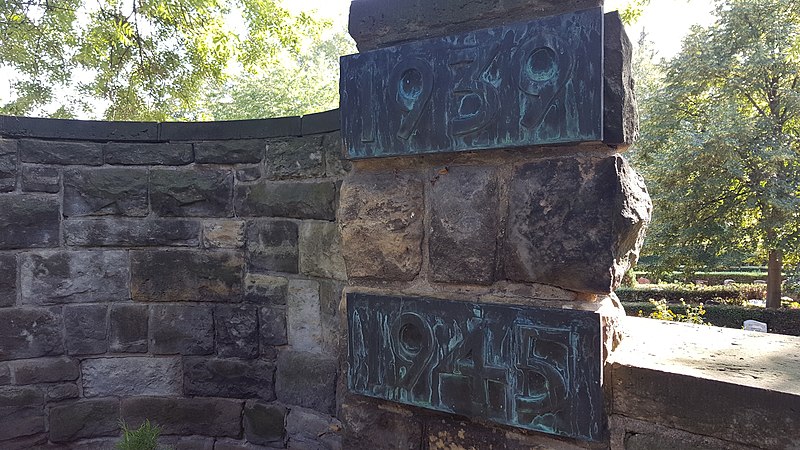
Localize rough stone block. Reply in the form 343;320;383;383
21;166;59;193
20;251;129;305
0;364;9;384
9;358;79;385
235;181;337;220
244;401;287;446
160;436;216;450
131;250;243;302
236;166;262;182
64;304;108;355
429;165;500;285
214;439;275;450
340;396;422;450
151;168;233;217
203;220;246;248
264;136;325;180
65;218;201;247
0;254;16;307
0;308;64;361
0;139;17;192
604;11;639;147
275;351;336;414
322;132;350;178
104;142;193;165
150;304;214;355
339;171;424;281
48;399;119;442
246;220;299;273
0;195;60;249
63;168;148;217
109;304;148;353
183;357;275;400
260;306;288;348
286;280;322;353
245;274;288;305
319;280;345;355
45;383;80;402
81;357;182;397
216;305;260;358
121;397;243;437
286;406;342;450
504;155;652;294
0;435;49;450
18;139;103;165
195;140;265;164
0;386;45;441
299;221;346;280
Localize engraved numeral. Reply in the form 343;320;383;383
391;58;435;140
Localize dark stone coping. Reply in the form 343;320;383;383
0;109;340;142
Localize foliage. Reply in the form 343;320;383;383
638;299;709;325
617;283;767;304
634;270;770;284
626;302;800;335
117;420;168;450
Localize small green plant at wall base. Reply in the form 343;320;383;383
639;299;709;325
117;420;171;450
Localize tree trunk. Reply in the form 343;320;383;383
766;249;782;309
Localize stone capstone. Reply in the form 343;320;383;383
275;351;337;415
131;250;243;302
20;251;129;305
215;305;260;359
150;168;233;217
0;139;17;192
246;220;299;273
0;195;60;249
183;357;275;400
81;357;182;397
63;168;148;217
150;305;214;355
64;304;108;355
121;397;243;437
0;308;63;361
235;181;337;220
243;400;287;446
48;398;120;442
109;304;148;353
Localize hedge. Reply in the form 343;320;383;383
616;284;766;304
634;271;772;285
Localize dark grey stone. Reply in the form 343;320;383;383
275;351;337;415
45;383;79;402
301;110;340;135
20;251;129;305
18;139;103;165
319;280;345;355
0;139;17;192
109;304;148;353
0;308;63;361
183;357;276;400
0;386;45;441
104;142;193;165
286;406;343;450
429;166;500;285
244;274;288;305
131;250;243;302
5;116;156;141
235;181;337;220
299;221;346;280
195;140;265;164
160;116;301;140
246;220;299;273
236;166;262;182
322;132;350;178
504;155;652;294
0;195;60;249
0;254;16;307
64;304;108;355
0;364;9;384
260;306;288;348
9;358;79;384
64;218;201;247
264;136;325;180
81;357;182;397
121;397;243;438
48;399;120;442
150;168;233;217
216;305;259;359
244;400;287;445
160;436;216;450
63;168;148;217
150;304;214;355
21;166;59;193
604;11;639;147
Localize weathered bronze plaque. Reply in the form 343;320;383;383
347;293;605;441
340;8;604;159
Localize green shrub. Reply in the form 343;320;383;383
638;299;708;325
634;270;771;285
616;283;766;304
117;420;169;450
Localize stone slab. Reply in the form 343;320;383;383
20;251;129;305
0;195;60;249
285;406;343;450
81;357;182;397
203;220;246;248
340;396;422;450
603;11;638;147
195;140;265;164
244;274;288;305
0;308;64;361
131;250;243;302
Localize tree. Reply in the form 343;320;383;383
635;0;800;307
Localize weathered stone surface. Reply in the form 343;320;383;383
151;168;234;217
0;195;60;249
247;220;299;273
160;436;216;450
236;166;262;182
0;308;63;361
0;386;44;441
65;218;200;247
195;140;265;164
216;305;259;358
318;280;345;355
9;358;79;384
244;400;287;445
184;357;275;400
49;399;120;442
286;280;322;353
286;406;342;450
121;397;243;437
425;418;507;450
215;439;278;450
150;304;214;355
0;254;16;307
0;364;9;384
604;11;639;147
64;304;108;355
0;139;17;192
21;166;59;193
264;136;324;180
340;396;422;450
63;168;148;217
504;155;652;294
245;274;288;305
275;351;336;414
339;171;424;281
131;250;243;302
20;251;129;305
45;383;80;402
322;132;350;178
299;222;346;280
610;416;753;450
236;181;337;220
429;166;500;285
81;357;181;397
260;306;288;348
18;139;102;165
109;304;148;353
104;142;193;165
203;220;246;248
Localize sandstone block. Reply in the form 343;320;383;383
504;155;652;294
0;254;16;307
264;136;325;180
109;304;148;353
0;195;60;249
0;386;44;441
151;168;233;217
21;166;59;193
184;357;275;400
203;220;246;248
299;221;346;280
131;250;243;302
235;181;337;220
260;306;288;348
9;357;79;384
246;220;299;273
64;218;200;247
322;132;350;178
81;357;181;397
286;406;342;450
63;168;148;217
216;305;260;358
104;142;193;165
64;304;108;355
0;140;17;192
275;351;336;414
121;397;243;437
48;399;119;442
244;400;286;446
339;171;424;281
150;304;214;355
0;308;63;361
245;274;288;305
20;251;129;305
286;280;322;353
19;139;102;165
604;11;639;147
195;140;265;164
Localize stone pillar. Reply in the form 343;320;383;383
338;1;651;447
